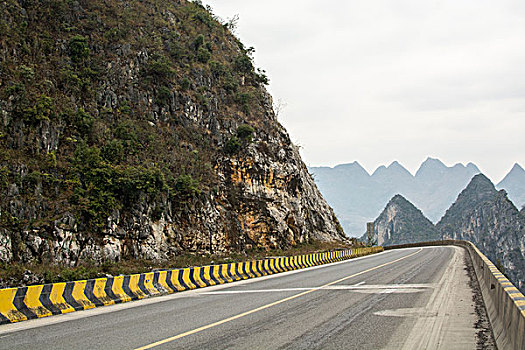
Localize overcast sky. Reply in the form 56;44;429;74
204;0;525;182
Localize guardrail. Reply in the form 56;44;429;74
0;246;383;325
385;240;525;350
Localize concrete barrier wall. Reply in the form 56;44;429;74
0;246;383;325
386;240;525;350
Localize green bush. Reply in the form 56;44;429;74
256;68;269;85
18;65;34;81
236;92;252;114
180;77;191;90
0;167;9;190
168;41;186;59
174;174;200;197
4;83;25;98
47;152;57;168
101;140;124;163
71;143;170;229
146;56;175;79
24;95;55;122
68;35;90;63
192;34;205;50
192;11;213;27
209;61;226;77
156;86;172;105
237;124;255;141
234;55;253;74
114;166;168;203
73;142;103;168
73;108;94;136
223;74;239;93
196;46;211;63
118;101;131;115
224;136;241;155
115;121;138;142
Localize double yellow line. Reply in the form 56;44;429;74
135;248;422;349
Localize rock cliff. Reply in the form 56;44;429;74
371;194;440;246
0;0;346;265
437;174;525;292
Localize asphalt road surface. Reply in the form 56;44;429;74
0;247;489;349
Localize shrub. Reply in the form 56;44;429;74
196;46;211;63
224;137;241;155
156;86;172;105
18;65;34;81
0;167;9;190
115;121;138;142
174;174;200;197
73;142;103;168
237;124;255;141
180;77;191;90
168;41;186;59
192;34;205;50
60;68;82;89
234;55;253;74
118;101;131;115
24;95;55;122
236;92;252;114
47;152;57;168
4;83;25;98
146;56;175;79
68;35;90;63
256;68;269;85
223;74;239;93
209;61;226;77
193;11;213;27
73;108;94;137
115;166;168;203
101;140;124;163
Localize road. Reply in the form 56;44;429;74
0;246;493;349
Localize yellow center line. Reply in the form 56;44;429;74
135;248;422;350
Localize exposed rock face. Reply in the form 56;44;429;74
0;0;345;265
371;194;440;246
437;174;525;292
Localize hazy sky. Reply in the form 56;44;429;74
204;0;525;182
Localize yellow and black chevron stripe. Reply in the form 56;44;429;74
468;243;525;316
0;247;383;324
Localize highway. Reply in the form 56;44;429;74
0;247;493;349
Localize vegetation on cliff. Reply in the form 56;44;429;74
0;0;346;271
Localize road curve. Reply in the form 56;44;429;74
0;247;492;349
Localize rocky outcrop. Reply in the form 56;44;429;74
371;194;440;246
0;0;345;266
437;174;525;292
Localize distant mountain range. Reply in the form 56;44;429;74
310;158;525;236
496;163;525;211
370;175;525;292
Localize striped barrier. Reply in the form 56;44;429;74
385;240;525;349
0;246;383;325
465;242;525;350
